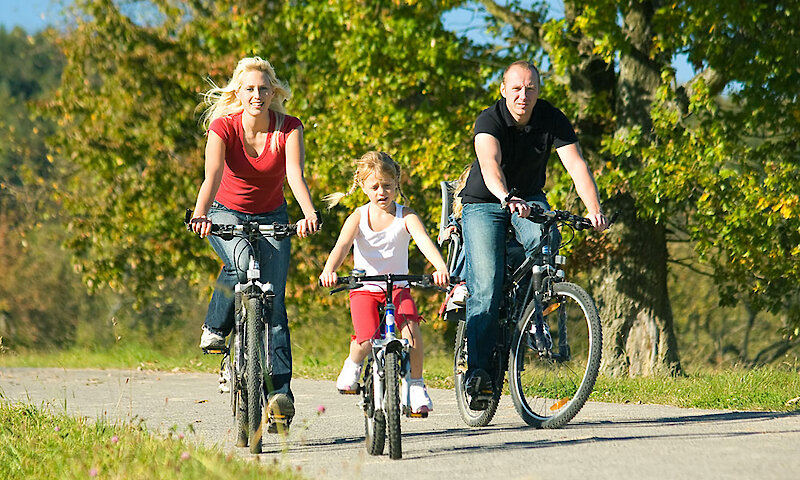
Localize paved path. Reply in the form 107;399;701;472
2;367;799;479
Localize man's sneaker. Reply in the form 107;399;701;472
199;326;225;349
531;315;553;352
464;369;492;410
267;393;294;434
335;358;362;394
402;378;433;415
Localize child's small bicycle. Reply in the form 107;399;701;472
324;272;455;460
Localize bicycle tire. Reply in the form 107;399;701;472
508;282;601;429
246;295;265;453
453;319;500;427
232;293;248;447
363;357;385;455
385;350;402;459
225;338;248;447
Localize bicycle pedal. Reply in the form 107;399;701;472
202;346;228;355
267;417;291;434
337;387;360;395
403;406;429;418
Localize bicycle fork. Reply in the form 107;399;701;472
369;302;412;415
234;256;275;380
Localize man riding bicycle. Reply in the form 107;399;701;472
460;60;608;407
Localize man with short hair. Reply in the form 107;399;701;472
460;60;608;406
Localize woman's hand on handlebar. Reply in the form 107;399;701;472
432;269;450;288
190;215;213;238
319;270;338;288
296;210;322;238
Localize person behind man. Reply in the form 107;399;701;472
459;60;608;407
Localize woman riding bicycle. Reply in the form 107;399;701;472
189;56;320;430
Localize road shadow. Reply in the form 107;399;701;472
572;409;800;428
260;409;800;459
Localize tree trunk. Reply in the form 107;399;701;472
596;196;682;376
598;1;682;376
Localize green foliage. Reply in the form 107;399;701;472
0;403;304;480
473;0;800;333
47;0;490;336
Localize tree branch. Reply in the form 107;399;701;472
477;0;550;53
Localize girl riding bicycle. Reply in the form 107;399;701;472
319;151;449;415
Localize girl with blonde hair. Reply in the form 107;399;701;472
319;151;449;415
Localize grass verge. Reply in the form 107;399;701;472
0;402;305;480
2;344;799;412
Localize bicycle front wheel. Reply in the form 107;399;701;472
508;282;601;429
245;295;265;453
385;350;402;459
226;335;247;447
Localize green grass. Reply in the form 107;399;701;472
2;343;799;412
591;367;800;412
0;402;306;480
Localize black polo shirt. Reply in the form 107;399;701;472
460;98;578;204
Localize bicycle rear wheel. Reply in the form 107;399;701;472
363;358;385;455
508;282;601;429
385;350;402;459
245;295;265;453
453;319;500;427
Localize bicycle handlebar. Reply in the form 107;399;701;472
527;203;595;231
322;274;463;295
502;189;608;231
184;209;298;240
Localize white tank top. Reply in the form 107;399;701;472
353;202;410;292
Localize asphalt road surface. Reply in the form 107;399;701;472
1;367;799;479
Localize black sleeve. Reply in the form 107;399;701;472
473;108;503;139
550;107;578;148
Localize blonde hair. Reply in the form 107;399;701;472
323;151;408;209
200;56;292;152
451;165;471;218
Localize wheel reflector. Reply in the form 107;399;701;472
550;397;569;411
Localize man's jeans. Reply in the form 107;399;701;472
462;194;556;376
205;201;293;399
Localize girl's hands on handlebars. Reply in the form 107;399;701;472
190;214;213;238
432;268;450;288
319;270;338;288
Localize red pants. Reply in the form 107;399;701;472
348;288;421;343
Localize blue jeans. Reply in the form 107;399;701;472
462;194;557;376
205;201;293;399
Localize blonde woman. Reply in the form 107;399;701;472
319;151;449;415
189;57;320;429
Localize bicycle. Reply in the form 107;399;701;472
324;272;455;460
439;182;606;429
185;209;298;454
